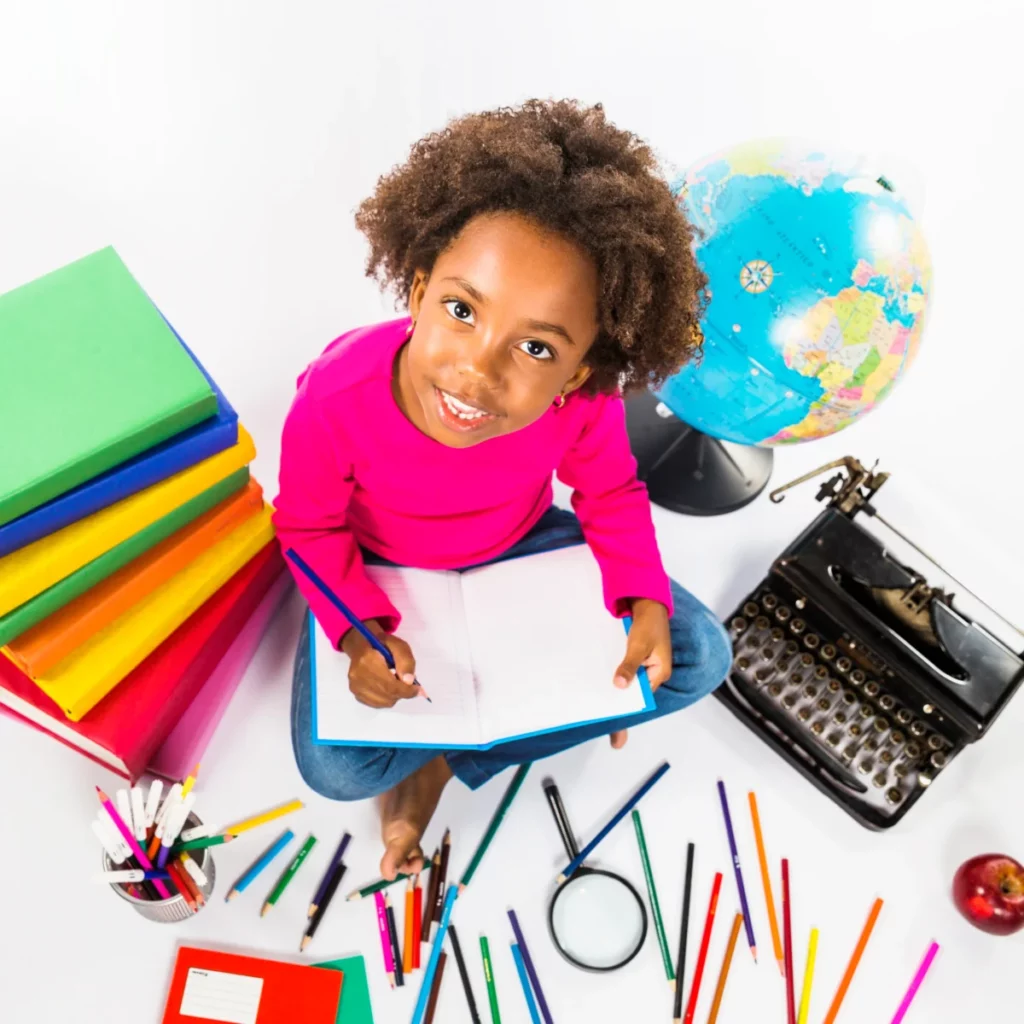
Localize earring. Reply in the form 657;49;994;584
553;392;566;409
406;321;414;336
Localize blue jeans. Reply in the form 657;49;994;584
290;507;732;797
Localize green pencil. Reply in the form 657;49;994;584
459;762;531;890
480;935;502;1024
632;809;675;989
169;833;235;854
346;860;439;902
261;834;317;917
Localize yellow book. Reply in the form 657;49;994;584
8;505;275;721
0;428;255;617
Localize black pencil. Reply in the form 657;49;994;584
447;924;482;1024
385;892;404;987
430;829;452;939
673;842;695;1024
300;862;346;952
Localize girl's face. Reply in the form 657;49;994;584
397;212;599;448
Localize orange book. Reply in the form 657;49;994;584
5;481;263;677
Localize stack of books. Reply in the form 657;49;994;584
0;247;291;781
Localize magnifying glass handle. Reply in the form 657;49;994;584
543;780;581;860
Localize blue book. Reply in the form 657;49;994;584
0;322;237;557
309;544;655;749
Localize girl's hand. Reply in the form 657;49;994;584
611;598;672;748
340;619;420;708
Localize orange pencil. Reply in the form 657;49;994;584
749;792;784;976
683;872;723;1024
822;898;884;1024
706;913;743;1024
403;876;415;975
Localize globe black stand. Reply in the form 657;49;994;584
625;391;774;516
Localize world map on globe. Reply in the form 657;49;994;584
656;138;933;446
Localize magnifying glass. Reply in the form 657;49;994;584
544;779;648;972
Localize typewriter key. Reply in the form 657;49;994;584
890;730;906;745
906;742;922;759
873;772;888;789
775;606;792;623
886;788;903;805
827;733;841;747
762;594;778;611
755;668;773;683
833;711;848;725
800;654;814;667
850;669;866;686
840;748;854;765
814;665;829;681
879;695;895;712
857;759;873;775
896;709;913;726
849;724;863;738
797;708;811;722
811;721;825;735
894;762;909;778
828;679;841;693
910;720;927;738
754;616;770;630
863;738;878;753
817;698;832;712
776;659;792;673
746;634;764;650
880;749;894;764
821;644;837;661
859;705;873;719
918;773;933;788
842;691;856;706
730;617;748;633
743;602;760;618
770;628;785;642
865;681;880;698
790;619;806;635
836;657;852;674
795;597;807;609
804;685;819;698
761;647;777;661
784;641;799;656
790;673;803;685
928;734;944;751
783;694;797;709
768;684;783;697
930;751;948;770
735;657;750;671
804;634;821;650
874;718;889;734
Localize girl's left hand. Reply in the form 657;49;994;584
610;598;672;749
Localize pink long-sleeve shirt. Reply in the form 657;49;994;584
273;317;673;648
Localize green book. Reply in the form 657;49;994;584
0;247;217;527
0;469;248;646
314;956;374;1024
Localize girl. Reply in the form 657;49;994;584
274;99;732;881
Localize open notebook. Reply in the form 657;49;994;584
311;544;655;749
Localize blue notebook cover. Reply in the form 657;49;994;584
0;320;237;557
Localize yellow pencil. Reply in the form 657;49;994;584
180;763;201;799
797;928;819;1024
220;798;304;836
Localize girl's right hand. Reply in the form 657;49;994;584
340;619;420;708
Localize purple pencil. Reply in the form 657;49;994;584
507;909;554;1024
96;787;171;899
717;779;757;961
890;942;940;1024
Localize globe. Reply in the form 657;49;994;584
656;138;933;447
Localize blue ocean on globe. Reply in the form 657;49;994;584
656;139;932;446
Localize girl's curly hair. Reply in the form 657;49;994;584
355;98;707;394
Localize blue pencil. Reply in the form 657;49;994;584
225;829;294;901
285;548;430;702
717;779;757;962
556;762;671;882
507;910;553;1024
410;886;459;1024
511;944;542;1024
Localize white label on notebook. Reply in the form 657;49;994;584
179;968;264;1024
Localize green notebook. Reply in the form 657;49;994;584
0;469;249;647
314;956;374;1024
0;247;217;527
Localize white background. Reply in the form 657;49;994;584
2;2;1023;1022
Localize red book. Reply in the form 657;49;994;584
161;947;343;1024
0;542;283;781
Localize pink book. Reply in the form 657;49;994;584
147;571;293;779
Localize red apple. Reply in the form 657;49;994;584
953;854;1024;936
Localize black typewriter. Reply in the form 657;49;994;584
716;457;1024;830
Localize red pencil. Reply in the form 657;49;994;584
167;861;198;913
783;859;796;1024
412;873;423;969
683;871;723;1024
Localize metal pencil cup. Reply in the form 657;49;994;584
102;812;216;923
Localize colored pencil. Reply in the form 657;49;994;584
890;942;940;1024
96;788;171;899
424;952;448;1024
430;829;452;938
180;851;208;888
167;860;199;912
262;833;317;916
557;761;671;882
93;869;172;883
285;547;430;700
374;890;396;987
822;898;884;1024
717;780;756;962
672;841;695;1024
220;798;303;837
682;872;723;1024
749;792;784;976
507;909;553;1024
225;829;294;901
180;763;200;798
706;912;743;1024
420;847;441;936
413;874;424;968
460;763;531;890
797;928;819;1024
347;858;439;901
511;944;542;1024
448;925;482;1024
783;859;796;1024
480;936;502;1024
403;877;416;976
411;886;459;1024
309;831;351;917
170;834;235;854
386;893;404;987
631;809;675;988
177;858;206;907
301;862;346;952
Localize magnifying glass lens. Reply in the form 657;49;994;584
551;873;646;969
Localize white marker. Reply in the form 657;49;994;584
179;852;208;888
161;792;195;856
93;869;167;883
178;823;211;843
115;789;134;837
154;783;182;839
144;779;164;829
91;819;128;864
130;786;146;841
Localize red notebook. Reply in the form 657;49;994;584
0;543;284;781
161;947;343;1024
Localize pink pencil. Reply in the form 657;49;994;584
374;890;397;988
890;942;939;1024
96;787;171;899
